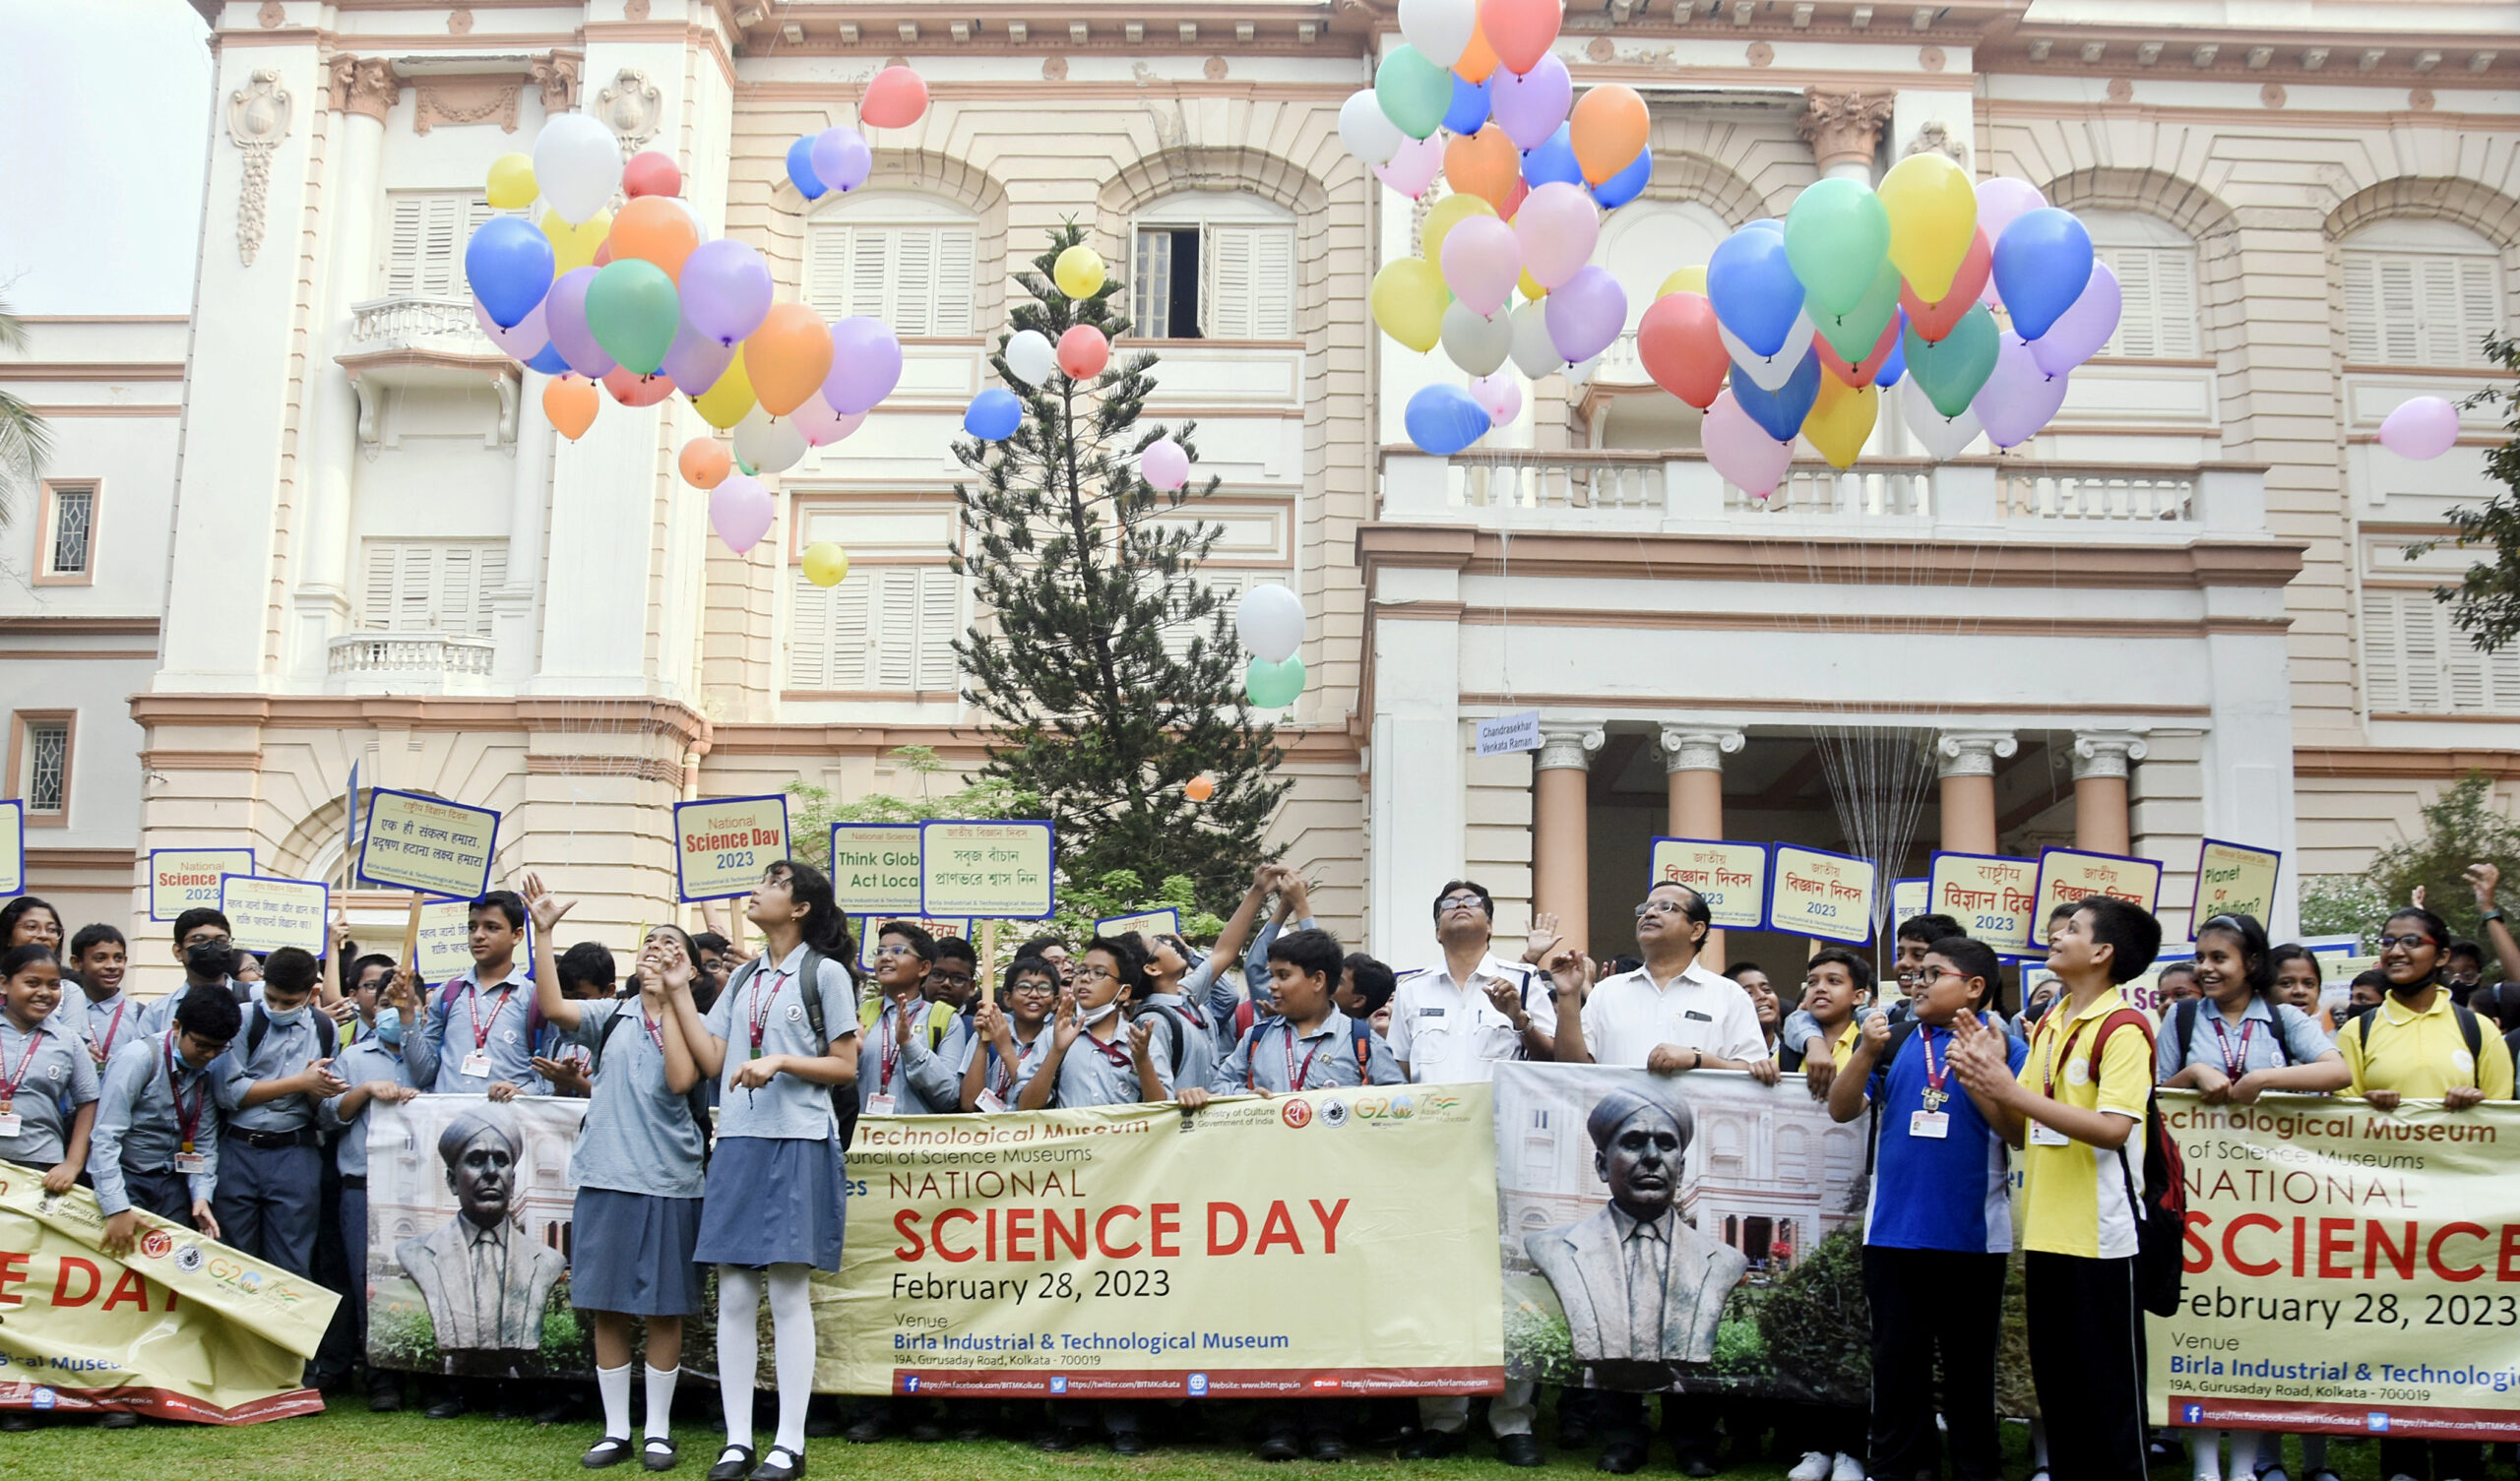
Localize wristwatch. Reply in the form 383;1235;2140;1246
2483;908;2505;925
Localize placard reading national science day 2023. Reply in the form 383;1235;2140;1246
673;795;790;902
149;847;255;922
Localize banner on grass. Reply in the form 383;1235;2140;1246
0;1164;337;1423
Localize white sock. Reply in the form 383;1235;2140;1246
2301;1436;2327;1473
2194;1430;2225;1481
597;1362;634;1441
2229;1431;2260;1478
645;1364;680;1442
719;1265;761;1450
768;1264;817;1454
2033;1421;2051;1468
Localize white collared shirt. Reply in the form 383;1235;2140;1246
1579;959;1770;1069
1386;952;1555;1084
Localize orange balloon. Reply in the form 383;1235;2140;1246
543;374;598;438
601;366;676;406
745;302;836;416
608;196;701;281
1478;0;1561;76
678;436;731;490
1444;126;1522;213
1570;85;1649;186
1185;775;1216;803
1057;325;1110;379
1454;24;1500;84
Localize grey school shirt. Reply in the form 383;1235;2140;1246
1139;994;1220;1093
320;1034;420;1179
1016;1012;1170;1109
704;945;858;1142
88;1032;222;1214
858;997;963;1115
211;1006;331;1134
0;1018;102;1166
2157;996;2334;1079
563;1000;707;1199
959;1026;1050;1107
422;966;540;1094
1214;1009;1407;1094
75;992;145;1068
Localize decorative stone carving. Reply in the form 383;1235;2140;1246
1934;730;2019;779
1903;118;1968;166
623;0;649;18
2069;731;2149;781
1745;40;1774;67
414;76;523;134
324;56;401;122
448;7;473;35
226;69;292;267
597;68;662;154
1536;724;1606;772
531;50;583;113
1042;55;1069;82
2261;82;2289;108
1799;87;1894;172
1659;726;1745;774
259;2;284;27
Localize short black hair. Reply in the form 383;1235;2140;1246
2073;896;2163;984
349;953;397;991
1000;956;1059;998
1018;934;1068;957
2350;968;2389;991
1266;927;1345;986
1083;934;1152;1002
1645;880;1713;946
2383;906;2452;957
172;907;230;945
69;923;126;958
1726;960;1768;982
2194;912;2273;993
1606;955;1643;977
174;984;245;1043
1924;935;2002;1006
692;931;730;957
2448;939;2485;966
557;942;617;994
469;891;527;931
1806;947;1875;998
878;920;939;965
2156;959;2199;984
1431;880;1494;921
0;944;58;983
1343;953;1397;1015
1896;912;1964;947
931;937;978;970
262;947;321;999
2268;944;2322;984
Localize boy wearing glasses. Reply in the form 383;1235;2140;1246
856;922;959;1116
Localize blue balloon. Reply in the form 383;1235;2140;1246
526;341;571;376
1745;217;1785;235
786;136;827;201
1444;74;1492;136
1731;348;1821;441
1520;125;1583;190
1990;207;2094;341
464;216;556;330
1590;146;1653;210
1874;319;1908;390
964;388;1024;441
1405;384;1491;457
1706;227;1805;359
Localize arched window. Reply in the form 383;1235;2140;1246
1130;192;1296;340
2080;210;2200;358
803;192;977;338
1598;198;1730;337
2341;217;2505;368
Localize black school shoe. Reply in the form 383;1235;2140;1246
642;1438;679;1472
1498;1434;1546;1467
705;1445;754;1481
749;1446;804;1481
1597;1443;1648;1474
584;1437;636;1469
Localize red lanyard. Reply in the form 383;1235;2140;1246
1086;1023;1132;1069
2042;1016;2097;1100
748;968;788;1059
463;980;512;1052
1248;1022;1323;1092
0;1027;47;1108
641;1010;665;1053
877;1003;902;1092
2208;1015;2257;1079
95;1000;130;1062
163;1035;206;1151
1920;1025;1949;1096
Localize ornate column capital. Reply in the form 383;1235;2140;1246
326;56;402;122
532;49;583;114
2071;730;2150;781
1659;726;1745;773
1797;87;1895;173
1536;723;1606;772
1934;729;2018;779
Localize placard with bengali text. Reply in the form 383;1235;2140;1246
1890;879;1928;931
220;875;331;957
830;823;924;914
356;790;499;899
920;821;1055;919
1927;851;2044;956
2033;846;2163;918
1096;909;1181;942
2192;839;2282;937
412;899;475;979
148;848;255;923
1647;838;1769;929
1765;844;1875;945
0;801;20;895
854;915;975;973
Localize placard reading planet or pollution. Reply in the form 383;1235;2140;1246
1647;838;1768;929
829;823;923;914
1927;850;2043;956
920;820;1055;919
673;794;789;902
1765;844;1875;945
1096;908;1181;942
220;874;331;957
358;789;501;899
149;847;255;922
2033;846;2163;917
2191;838;2281;937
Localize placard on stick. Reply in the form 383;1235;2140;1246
149;847;255;922
920;821;1055;920
0;801;20;895
2192;838;2281;937
1766;844;1876;945
1096;908;1181;942
853;914;973;973
829;823;923;915
2033;846;2163;917
674;794;789;902
220;874;331;957
1927;851;2042;956
1646;838;1768;929
357;789;499;899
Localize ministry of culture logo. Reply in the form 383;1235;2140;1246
139;1230;173;1261
1280;1099;1314;1130
1320;1098;1350;1128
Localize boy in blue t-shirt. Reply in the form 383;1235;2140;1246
1827;933;2025;1481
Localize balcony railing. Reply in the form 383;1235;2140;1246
329;632;495;685
347;296;489;350
1998;464;2194;522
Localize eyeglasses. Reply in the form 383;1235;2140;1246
2375;934;2434;951
1438;895;1486;911
1076;965;1119;983
1634;900;1689;918
1916;966;1968;985
929;971;975;987
1008;981;1057;996
872;944;912;957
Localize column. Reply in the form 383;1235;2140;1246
1662;725;1742;958
2071;731;2148;857
1534;723;1604;955
1798;88;1895;182
491;387;554;680
1935;730;2017;856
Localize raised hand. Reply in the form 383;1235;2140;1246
1129;1018;1156;1064
2468;861;2501;910
1521;912;1563;966
520;872;575;935
1049;987;1081;1051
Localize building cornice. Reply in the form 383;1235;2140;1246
128;694;713;751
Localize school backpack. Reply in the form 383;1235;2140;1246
1229;1015;1378;1093
859;994;957;1048
1130;1001;1197;1081
2170;998;2297;1072
593;1007;716;1164
2353;997;2487;1082
244;1003;339;1065
723;947;850;1121
2088;1009;2187;1318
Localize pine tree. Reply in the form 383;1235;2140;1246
950;224;1289;914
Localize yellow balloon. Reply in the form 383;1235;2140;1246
1370;258;1450;353
539;208;613;277
802;541;850;588
1800;372;1878;470
1419;193;1498;267
692;349;756;431
1053;244;1106;299
1519;266;1547;301
486;153;537;211
1658;265;1708;298
1877;152;1978;301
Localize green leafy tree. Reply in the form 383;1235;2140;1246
2413;333;2520;648
948;224;1289;914
784;746;1040;875
2295;772;2520;961
0;298;53;528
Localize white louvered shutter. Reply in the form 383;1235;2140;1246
1199;225;1295;339
383;195;491;298
874;569;921;688
891;232;939;338
1164;571;1248;661
914;568;961;690
358;541;504;633
2096;246;2196;358
802;223;855;320
788;568;874;689
1135;229;1174;339
2344;251;2499;367
361;545;399;629
930;230;975;336
805;220;979;336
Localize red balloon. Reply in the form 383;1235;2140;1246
1636;291;1728;409
602;367;677;406
1479;0;1562;77
592;239;614;269
1498;177;1531;222
860;65;929;129
1056;324;1110;379
622;150;682;199
1816;317;1902;389
1899;225;1991;342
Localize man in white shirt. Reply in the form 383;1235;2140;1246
1548;879;1777;1477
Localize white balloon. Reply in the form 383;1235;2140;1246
1339;89;1406;168
733;405;808;475
1004;329;1057;387
1507;298;1565;380
1235;584;1306;665
1398;0;1478;68
1564;354;1603;389
533;113;625;225
1441;302;1512;377
1899;382;1984;462
1718;311;1816;391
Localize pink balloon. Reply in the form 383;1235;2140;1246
1469;372;1522;428
2028;261;2120;377
1489;53;1571;151
1543;265;1626;364
1440;216;1523;318
1142;437;1190;491
1975;178;2049;252
789;396;866;447
1373;135;1445;199
2379;396;2462;461
1514;181;1599;290
1973;332;2073;449
473;295;548;359
1703;389;1793;498
709;474;776;554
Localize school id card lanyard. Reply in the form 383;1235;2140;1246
2028;1014;2103;1146
1908;1024;1953;1140
94;999;131;1064
0;1026;47;1139
165;1034;208;1174
459;978;514;1080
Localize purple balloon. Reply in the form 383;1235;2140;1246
1489;54;1571;152
810;126;872;194
472;295;547;360
542;268;616;379
662;317;739;397
1543;265;1627;365
2379;396;2461;460
2028;260;2121;378
822;316;904;414
1972;332;2072;449
679;239;774;347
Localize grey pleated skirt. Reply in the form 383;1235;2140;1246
570;1187;706;1316
693;1135;847;1271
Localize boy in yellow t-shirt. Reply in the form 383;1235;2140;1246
1950;896;2162;1481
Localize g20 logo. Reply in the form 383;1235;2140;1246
1349;1094;1417;1121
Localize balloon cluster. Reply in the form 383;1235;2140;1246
1235;585;1307;710
961;246;1118;442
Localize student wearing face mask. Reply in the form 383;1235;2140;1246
206;947;348;1279
321;953;424;1411
140;908;250;1034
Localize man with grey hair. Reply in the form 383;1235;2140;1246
395;1104;565;1359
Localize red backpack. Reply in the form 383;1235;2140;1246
2088;1009;2187;1317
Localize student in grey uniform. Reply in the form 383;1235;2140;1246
0;946;101;1191
1240;869;1321;1025
65;924;135;1069
533;887;712;1473
322;956;424;1411
959;956;1058;1111
857;921;959;1116
1141;863;1285;1055
417;890;544;1100
140;907;251;1035
208;946;347;1278
93;988;241;1245
666;861;860;1481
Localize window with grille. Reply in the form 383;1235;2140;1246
2341;219;2504;368
2080;211;2201;358
382;192;499;299
802;196;977;337
788;565;962;693
1130;195;1297;340
2361;587;2520;713
40;482;95;580
15;716;68;816
357;540;508;635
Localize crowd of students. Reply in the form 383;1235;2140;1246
0;860;2515;1481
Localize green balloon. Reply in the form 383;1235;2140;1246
1374;45;1453;142
1817;259;1902;362
1902;302;1999;417
1244;654;1306;709
1784;177;1892;319
585;259;680;377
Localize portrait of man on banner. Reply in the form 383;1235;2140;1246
396;1104;567;1357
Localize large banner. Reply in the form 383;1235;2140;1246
0;1164;338;1423
2151;1092;2520;1439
